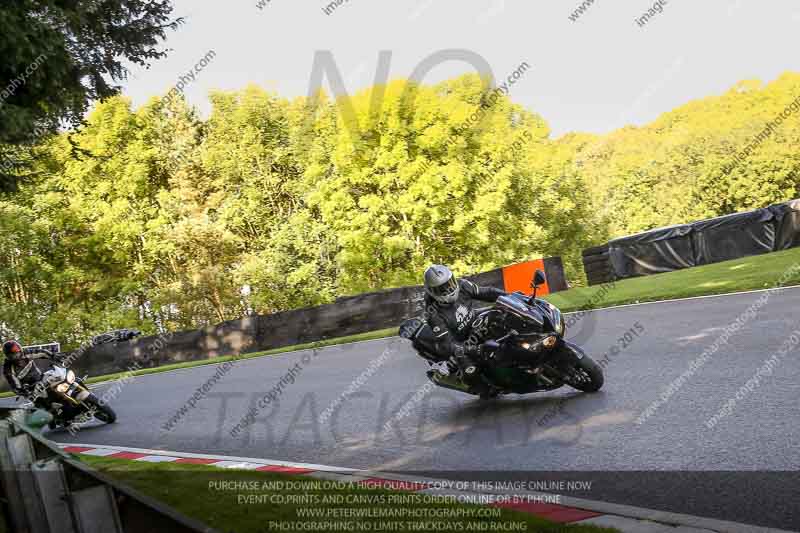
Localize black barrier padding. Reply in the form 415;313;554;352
608;223;695;278
581;243;609;257
466;269;505;291
692;208;775;265
769;199;800;250
543;257;568;291
586;198;800;282
586;272;613;286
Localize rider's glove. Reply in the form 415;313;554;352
454;342;482;366
453;343;465;358
465;342;484;359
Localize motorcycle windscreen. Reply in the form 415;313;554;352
495;295;544;327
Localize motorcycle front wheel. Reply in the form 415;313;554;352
557;342;604;393
84;395;117;424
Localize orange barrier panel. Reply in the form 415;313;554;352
501;259;549;296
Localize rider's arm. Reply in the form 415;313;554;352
428;329;462;359
3;360;25;394
422;302;460;358
422;311;476;359
421;322;475;360
22;347;55;360
408;321;453;361
461;279;507;303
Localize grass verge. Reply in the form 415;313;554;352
79;455;616;533
544;246;800;312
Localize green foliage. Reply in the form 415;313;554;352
571;73;800;236
0;0;180;191
3;70;800;347
303;76;590;293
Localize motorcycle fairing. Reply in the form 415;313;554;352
495;294;544;328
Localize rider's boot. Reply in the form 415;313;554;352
454;345;491;397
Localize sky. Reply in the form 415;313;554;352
120;0;800;138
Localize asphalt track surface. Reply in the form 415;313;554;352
4;287;800;529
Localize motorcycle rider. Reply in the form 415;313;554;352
2;339;57;406
421;264;507;393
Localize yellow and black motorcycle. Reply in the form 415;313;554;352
19;329;139;429
34;364;117;427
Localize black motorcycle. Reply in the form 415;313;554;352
19;329;141;428
400;269;603;399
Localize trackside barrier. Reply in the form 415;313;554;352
0;258;567;391
0;407;217;533
582;198;800;285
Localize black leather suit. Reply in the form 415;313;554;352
420;279;506;361
3;349;56;402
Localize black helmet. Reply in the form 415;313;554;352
424;264;460;305
2;340;23;361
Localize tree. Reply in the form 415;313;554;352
0;0;181;191
4;69;800;347
303;74;598;292
569;72;800;238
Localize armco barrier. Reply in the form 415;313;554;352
0;408;217;533
0;258;566;389
582;198;800;284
